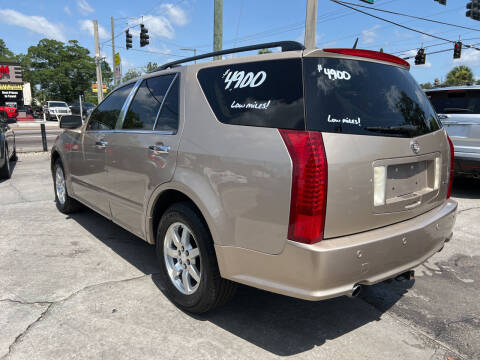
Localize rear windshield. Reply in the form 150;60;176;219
197;59;304;130
426;89;480;114
49;102;67;108
304;58;440;137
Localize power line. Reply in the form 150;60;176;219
104;43;183;58
329;0;472;45
335;0;480;33
393;37;480;56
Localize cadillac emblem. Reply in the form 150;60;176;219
411;141;421;154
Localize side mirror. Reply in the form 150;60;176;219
60;115;83;129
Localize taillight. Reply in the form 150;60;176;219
279;129;328;244
447;135;454;199
322;48;410;69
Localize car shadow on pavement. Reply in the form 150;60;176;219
69;208;413;357
451;176;480;199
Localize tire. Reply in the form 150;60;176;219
53;159;81;214
0;142;11;179
11;143;17;162
156;202;237;313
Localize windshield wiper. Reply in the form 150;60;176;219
442;107;473;114
364;125;415;136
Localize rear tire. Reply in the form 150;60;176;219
156;202;236;313
53;159;81;214
0;142;11;179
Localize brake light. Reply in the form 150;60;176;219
279;129;328;244
447;135;454;199
323;48;410;69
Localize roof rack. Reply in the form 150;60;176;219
153;41;305;72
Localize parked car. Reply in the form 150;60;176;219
32;106;44;118
0;105;18;119
51;42;457;313
68;102;95;118
18;105;33;115
426;86;480;178
46;101;72;120
0;110;17;179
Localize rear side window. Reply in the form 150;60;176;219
304;58;440;137
197;59;304;130
123;74;175;130
427;89;480;114
87;83;134;130
155;76;179;132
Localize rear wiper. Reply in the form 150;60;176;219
364;125;415;136
443;107;473;114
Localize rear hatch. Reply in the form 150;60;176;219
426;88;480;158
303;50;450;239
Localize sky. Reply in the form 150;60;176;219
1;0;480;84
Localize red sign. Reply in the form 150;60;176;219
0;66;9;75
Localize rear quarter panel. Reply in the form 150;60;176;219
172;65;293;255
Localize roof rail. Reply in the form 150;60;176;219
152;41;305;72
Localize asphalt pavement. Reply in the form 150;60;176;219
0;154;479;359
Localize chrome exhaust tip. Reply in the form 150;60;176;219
349;284;362;297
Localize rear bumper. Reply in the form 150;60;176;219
216;199;457;301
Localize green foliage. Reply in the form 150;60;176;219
122;68;142;83
0;39;16;62
444;66;474;86
21;39;98;103
258;48;272;54
420;82;433;89
144;62;159;73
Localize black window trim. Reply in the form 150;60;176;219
153;73;179;132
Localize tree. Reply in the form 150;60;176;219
122;68;142;83
420;82;433;89
21;39;97;103
444;66;474;86
258;48;272;54
0;39;15;61
144;62;159;73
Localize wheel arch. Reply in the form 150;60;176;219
145;181;223;248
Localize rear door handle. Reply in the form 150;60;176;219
95;140;108;149
149;144;170;154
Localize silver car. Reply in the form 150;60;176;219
426;86;480;178
51;42;457;313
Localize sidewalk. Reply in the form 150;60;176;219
10;119;59;130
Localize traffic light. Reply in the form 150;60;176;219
415;48;426;65
467;1;480;20
454;41;462;59
140;24;149;47
126;30;132;50
434;0;446;5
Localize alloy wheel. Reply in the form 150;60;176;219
163;222;201;295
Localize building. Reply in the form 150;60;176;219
0;62;24;107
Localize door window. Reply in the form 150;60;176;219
155;76;179;132
87;83;134;131
123;74;175;130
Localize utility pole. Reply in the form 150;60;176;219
111;16;116;86
213;0;223;59
93;20;104;103
181;48;197;63
304;0;318;49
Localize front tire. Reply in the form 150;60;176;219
53;159;81;214
0;142;11;179
156;202;236;313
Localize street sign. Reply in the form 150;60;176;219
114;52;122;83
360;0;374;3
92;83;107;93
